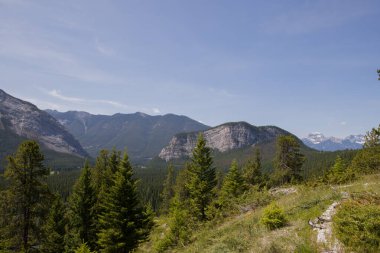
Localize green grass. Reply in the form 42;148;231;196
137;174;380;253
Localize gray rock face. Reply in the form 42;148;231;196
159;122;290;161
0;89;87;157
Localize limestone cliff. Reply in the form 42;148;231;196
159;122;290;161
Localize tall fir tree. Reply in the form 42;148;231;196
92;149;110;196
0;140;50;251
243;148;263;186
41;194;67;253
160;163;175;214
273;135;305;184
187;133;217;220
220;160;244;200
67;161;97;251
97;152;153;252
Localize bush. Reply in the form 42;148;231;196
334;193;380;252
260;203;287;230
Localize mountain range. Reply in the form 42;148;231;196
1;89;363;171
302;132;365;151
46;110;209;162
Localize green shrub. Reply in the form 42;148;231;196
260;204;287;230
334;193;380;252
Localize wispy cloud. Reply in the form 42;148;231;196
152;108;161;114
47;89;131;109
44;89;166;115
95;38;115;56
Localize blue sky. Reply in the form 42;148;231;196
0;0;379;138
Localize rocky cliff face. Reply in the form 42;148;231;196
0;89;87;157
159;122;290;161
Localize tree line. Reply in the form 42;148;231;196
0;143;153;252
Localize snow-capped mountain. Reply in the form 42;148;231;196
302;132;365;151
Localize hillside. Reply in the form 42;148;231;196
0;128;86;171
159;122;299;161
0;89;88;170
47;110;209;162
138;174;380;253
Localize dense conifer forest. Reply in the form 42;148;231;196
0;125;379;252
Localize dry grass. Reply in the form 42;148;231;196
137;174;380;253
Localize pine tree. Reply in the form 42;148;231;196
41;194;67;253
74;243;94;253
273;135;305;184
243;148;263;186
0;140;51;251
67;161;97;251
187;133;216;220
160;164;175;214
97;152;153;252
364;124;380;148
221;160;244;200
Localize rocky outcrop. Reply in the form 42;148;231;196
0;89;88;157
159;122;290;161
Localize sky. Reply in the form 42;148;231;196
0;0;379;138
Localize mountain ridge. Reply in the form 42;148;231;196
302;132;364;151
0;89;88;157
159;121;299;161
47;109;210;162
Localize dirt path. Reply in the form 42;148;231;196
309;192;349;253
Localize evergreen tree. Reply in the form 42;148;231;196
221;160;244;200
97;152;153;252
92;150;110;196
364;124;380;148
273;135;305;184
243;148;263;186
350;124;380;174
41;194;67;253
0;140;50;251
186;133;216;220
326;155;356;184
160;164;175;214
67;161;97;251
74;243;93;253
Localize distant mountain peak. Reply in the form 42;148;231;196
302;132;364;151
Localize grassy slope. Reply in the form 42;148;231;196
138;174;380;253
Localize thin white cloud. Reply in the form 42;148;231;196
48;89;84;103
46;89;137;111
95;38;114;56
341;121;347;126
152;108;161;114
